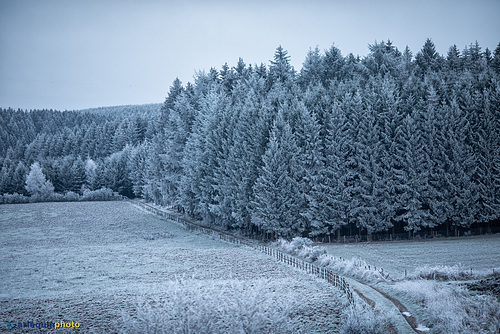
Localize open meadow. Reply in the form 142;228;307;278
0;201;345;333
323;236;500;280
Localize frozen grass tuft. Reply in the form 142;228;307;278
340;300;394;334
119;279;295;334
394;280;500;334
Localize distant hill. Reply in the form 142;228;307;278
76;103;162;117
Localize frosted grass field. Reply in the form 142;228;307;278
323;236;500;279
321;236;500;333
0;201;344;333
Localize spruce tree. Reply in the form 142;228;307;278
252;112;301;239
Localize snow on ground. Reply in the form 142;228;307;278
323;236;500;279
0;201;344;333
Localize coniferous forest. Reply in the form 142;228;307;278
2;39;500;241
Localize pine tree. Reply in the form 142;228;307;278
466;89;499;223
214;75;271;231
294;101;324;236
393;112;431;236
252;112;301;239
299;47;323;88
492;43;500;75
415;38;441;75
197;90;233;224
269;46;294;86
442;100;476;229
322;44;345;83
71;157;87;193
446;44;462;73
161;78;184;120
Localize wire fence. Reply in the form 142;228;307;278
132;200;355;305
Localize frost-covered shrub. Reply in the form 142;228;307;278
340;302;393;334
411;264;478;281
277;237;313;254
329;256;389;282
82;188;121;201
317;254;389;283
394;280;500;333
301;246;327;261
63;191;80;201
119;279;294;334
47;192;64;202
276;238;388;282
277;237;325;261
289;236;313;250
0;193;29;204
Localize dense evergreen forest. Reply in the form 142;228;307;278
1;39;500;240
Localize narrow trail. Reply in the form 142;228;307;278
130;200;422;334
344;278;423;334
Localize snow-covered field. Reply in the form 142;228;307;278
323;236;500;279
0;201;344;333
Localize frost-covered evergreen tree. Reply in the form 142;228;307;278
293;100;324;236
198;90;233;224
355;106;388;238
299;47;324;88
331;91;364;235
215;75;271;231
252;112;301;238
466;89;500;223
128;146;147;198
269;45;294;86
442;100;476;229
393;112;432;235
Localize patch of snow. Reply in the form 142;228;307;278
416;324;430;332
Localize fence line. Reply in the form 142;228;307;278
133;200;354;305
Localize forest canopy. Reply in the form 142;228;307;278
1;39;499;240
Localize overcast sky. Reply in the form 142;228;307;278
1;0;499;111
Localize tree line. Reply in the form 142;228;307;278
1;39;499;240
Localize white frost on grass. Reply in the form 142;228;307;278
0;202;345;333
119;278;295;334
410;264;499;281
339;298;394;334
394;280;500;334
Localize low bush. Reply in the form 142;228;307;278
276;237;326;261
0;192;30;204
411;264;480;281
81;188;122;201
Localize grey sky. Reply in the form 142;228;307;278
1;0;499;111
